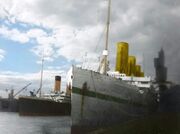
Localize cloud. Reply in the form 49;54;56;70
27;28;47;38
0;68;68;97
30;44;56;62
0;25;29;43
0;0;180;84
0;49;6;61
0;0;106;63
0;24;104;64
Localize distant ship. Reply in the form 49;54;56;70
19;76;71;116
18;56;71;116
19;94;71;116
69;0;157;132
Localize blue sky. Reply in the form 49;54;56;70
0;0;103;96
0;19;71;73
0;37;36;72
0;0;180;97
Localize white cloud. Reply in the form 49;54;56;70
0;0;106;63
0;49;6;61
0;0;105;67
0;23;104;65
55;24;104;62
0;25;29;43
0;0;180;84
27;28;47;38
31;45;55;62
0;68;68;97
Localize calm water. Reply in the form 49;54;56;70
1;113;180;134
0;112;71;134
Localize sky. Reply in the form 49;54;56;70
0;0;180;97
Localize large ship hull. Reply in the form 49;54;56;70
71;66;156;131
19;96;71;116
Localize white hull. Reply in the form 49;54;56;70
71;66;156;129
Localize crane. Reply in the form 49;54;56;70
13;83;32;98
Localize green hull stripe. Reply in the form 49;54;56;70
72;87;146;107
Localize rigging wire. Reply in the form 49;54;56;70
85;19;107;70
83;0;110;70
94;24;107;53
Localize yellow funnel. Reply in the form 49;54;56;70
115;42;129;73
127;56;136;76
140;72;144;77
135;65;141;77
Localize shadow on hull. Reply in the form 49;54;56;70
158;85;180;113
86;113;180;134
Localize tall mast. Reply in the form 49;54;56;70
39;54;44;97
98;0;111;74
105;0;111;51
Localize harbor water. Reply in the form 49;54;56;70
1;112;180;134
0;112;71;134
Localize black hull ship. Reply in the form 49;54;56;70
19;76;71;116
19;95;71;116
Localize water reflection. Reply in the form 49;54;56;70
0;112;71;134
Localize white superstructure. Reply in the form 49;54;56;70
108;71;151;88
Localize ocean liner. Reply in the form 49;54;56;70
19;76;71;116
19;74;71;115
18;94;71;116
19;52;71;116
69;0;157;132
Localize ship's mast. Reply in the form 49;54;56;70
105;0;111;51
98;0;111;74
39;54;44;97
